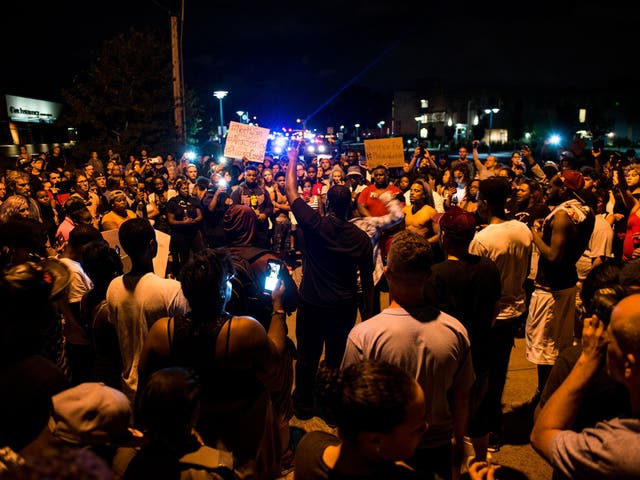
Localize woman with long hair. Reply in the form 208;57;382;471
402;178;437;243
459;178;481;215
138;248;290;479
0;195;31;224
261;167;276;197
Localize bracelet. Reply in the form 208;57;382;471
272;310;285;315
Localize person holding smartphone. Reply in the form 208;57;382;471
138;248;291;479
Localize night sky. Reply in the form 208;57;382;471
2;0;638;131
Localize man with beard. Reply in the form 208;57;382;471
230;163;274;249
521;170;595;411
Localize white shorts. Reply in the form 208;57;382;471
525;286;576;365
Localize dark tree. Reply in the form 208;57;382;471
60;28;201;159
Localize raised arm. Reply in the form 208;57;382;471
530;315;607;461
285;148;301;204
472;140;484;175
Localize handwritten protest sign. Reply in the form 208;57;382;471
364;137;405;168
224;121;271;163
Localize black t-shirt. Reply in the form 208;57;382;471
166;194;201;235
511;203;550;228
430;255;501;374
291;197;373;305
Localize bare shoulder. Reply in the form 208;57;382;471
226;315;268;348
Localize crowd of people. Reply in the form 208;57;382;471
1;137;640;480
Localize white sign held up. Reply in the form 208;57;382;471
224;121;270;163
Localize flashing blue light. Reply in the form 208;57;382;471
273;146;283;154
548;134;561;146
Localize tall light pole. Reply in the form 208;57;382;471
377;120;385;137
484;107;500;153
354;123;360;142
213;90;228;143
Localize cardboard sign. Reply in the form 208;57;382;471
224;121;270;163
364;137;405;168
101;228;171;278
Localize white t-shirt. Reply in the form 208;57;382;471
469;220;533;320
576;213;614;281
58;257;93;304
106;272;189;399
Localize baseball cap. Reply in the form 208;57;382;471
49;382;132;446
435;206;476;234
346;166;363;177
560;169;585;191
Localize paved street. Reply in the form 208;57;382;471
282;281;554;479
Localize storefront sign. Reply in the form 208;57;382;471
6;95;62;124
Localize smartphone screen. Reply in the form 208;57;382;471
264;260;281;293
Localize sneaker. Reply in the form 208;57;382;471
487;432;502;453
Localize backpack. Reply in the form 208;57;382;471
226;247;274;328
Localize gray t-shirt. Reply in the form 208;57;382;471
551;417;640;479
342;306;474;447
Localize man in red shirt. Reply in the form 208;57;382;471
356;164;403;313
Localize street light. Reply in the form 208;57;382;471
483;107;500;153
213;90;228;143
236;110;249;124
377;120;385;137
354;123;360;142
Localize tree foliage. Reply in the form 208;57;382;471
60;28;197;159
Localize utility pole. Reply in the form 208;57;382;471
171;15;185;144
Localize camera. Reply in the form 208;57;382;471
589;285;629;325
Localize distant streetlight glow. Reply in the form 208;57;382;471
483;107;500;153
213;90;228;142
354;123;360;142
